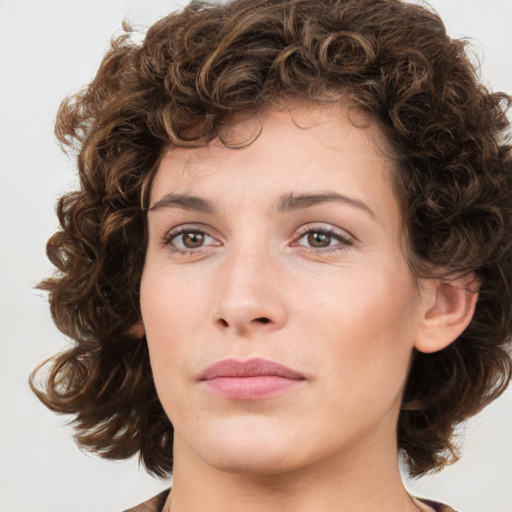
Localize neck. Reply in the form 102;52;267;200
165;418;423;512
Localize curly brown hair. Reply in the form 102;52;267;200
31;0;512;478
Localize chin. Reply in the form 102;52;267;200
205;448;302;477
186;420;310;476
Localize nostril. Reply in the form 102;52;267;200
217;316;272;329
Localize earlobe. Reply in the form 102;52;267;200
415;275;479;354
128;320;145;339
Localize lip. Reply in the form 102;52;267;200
199;358;306;400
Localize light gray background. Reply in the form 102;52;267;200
1;1;511;511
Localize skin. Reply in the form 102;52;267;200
140;105;475;512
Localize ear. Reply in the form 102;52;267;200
127;320;145;339
414;274;479;354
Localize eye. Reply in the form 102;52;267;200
164;227;220;252
304;231;335;248
294;226;353;251
175;231;207;249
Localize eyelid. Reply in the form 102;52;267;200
162;224;222;252
292;223;354;251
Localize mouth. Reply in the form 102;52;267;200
199;357;306;400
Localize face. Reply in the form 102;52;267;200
140;105;426;476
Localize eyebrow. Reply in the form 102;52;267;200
277;192;376;219
148;190;376;219
148;193;217;213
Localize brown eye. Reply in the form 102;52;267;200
295;227;353;252
182;232;205;248
166;229;217;251
307;231;332;247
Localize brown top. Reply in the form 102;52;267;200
123;490;169;512
123;489;457;512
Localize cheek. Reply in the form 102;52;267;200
141;261;207;337
306;267;420;393
139;266;202;396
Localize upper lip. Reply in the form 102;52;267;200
199;357;305;380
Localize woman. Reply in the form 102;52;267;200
31;0;512;511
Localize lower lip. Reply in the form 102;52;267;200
203;376;303;400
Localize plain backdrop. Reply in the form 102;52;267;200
1;1;511;511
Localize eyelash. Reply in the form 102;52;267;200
162;226;219;255
293;225;353;253
162;224;353;255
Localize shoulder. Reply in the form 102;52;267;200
418;498;458;512
122;489;170;512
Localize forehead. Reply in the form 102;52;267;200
149;105;398;217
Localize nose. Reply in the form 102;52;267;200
213;246;288;336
